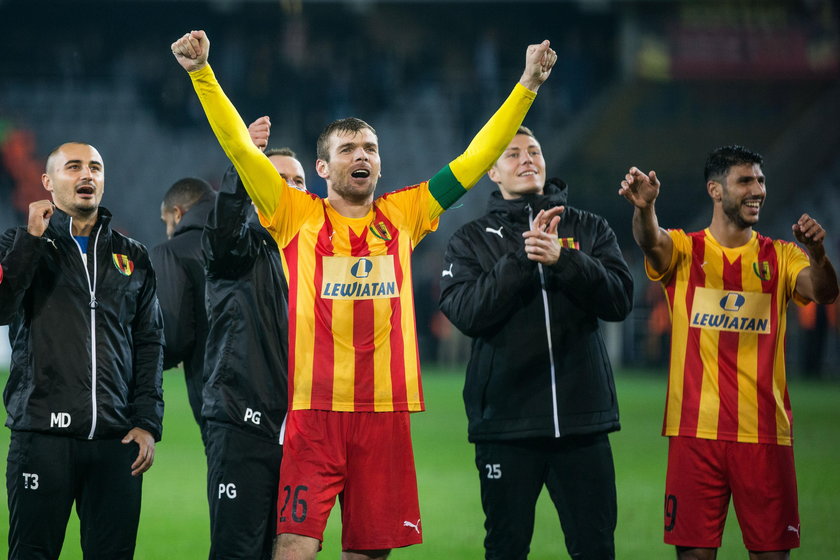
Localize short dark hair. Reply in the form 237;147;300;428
516;125;535;138
316;118;376;162
266;147;297;159
162;177;214;211
704;145;763;183
45;142;97;173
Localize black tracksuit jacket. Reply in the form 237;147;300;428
0;208;164;441
201;167;288;441
150;193;214;428
439;180;633;442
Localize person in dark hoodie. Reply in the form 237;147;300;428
151;178;215;438
0;142;164;559
201;115;300;560
439;126;632;560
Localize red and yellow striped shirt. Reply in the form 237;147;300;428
648;229;809;445
189;64;536;412
267;184;436;412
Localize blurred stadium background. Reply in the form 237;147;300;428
1;1;840;557
1;0;838;375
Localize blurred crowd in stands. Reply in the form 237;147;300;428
1;0;839;374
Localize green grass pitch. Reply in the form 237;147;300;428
1;367;838;559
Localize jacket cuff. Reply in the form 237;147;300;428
545;247;581;286
4;229;47;281
14;227;48;251
218;163;243;195
513;247;536;270
133;419;163;442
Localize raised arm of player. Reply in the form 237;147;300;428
791;214;839;304
171;30;287;219
426;40;557;219
619;167;674;277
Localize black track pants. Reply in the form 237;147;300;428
6;431;143;560
475;433;616;560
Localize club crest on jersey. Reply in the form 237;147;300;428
558;237;580;250
752;261;772;281
112;254;134;276
369;221;392;242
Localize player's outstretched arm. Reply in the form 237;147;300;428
171;30;283;219
792;214;839;304
427;41;557;218
619;167;673;276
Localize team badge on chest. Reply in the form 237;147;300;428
369;221;392;242
112;253;134;276
558;237;580;250
752;261;772;281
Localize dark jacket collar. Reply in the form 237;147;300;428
48;206;113;238
486;178;569;222
173;192;216;237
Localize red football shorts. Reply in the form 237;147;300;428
276;409;422;551
664;436;800;552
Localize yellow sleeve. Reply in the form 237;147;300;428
646;229;687;283
189;64;286;218
426;83;537;219
780;241;812;306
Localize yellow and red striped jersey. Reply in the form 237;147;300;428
189;64;536;412
647;229;810;445
265;184;436;411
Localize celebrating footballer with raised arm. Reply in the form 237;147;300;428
172;29;554;560
619;145;838;560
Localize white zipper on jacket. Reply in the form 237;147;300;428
528;206;561;438
279;412;287;445
70;218;101;440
